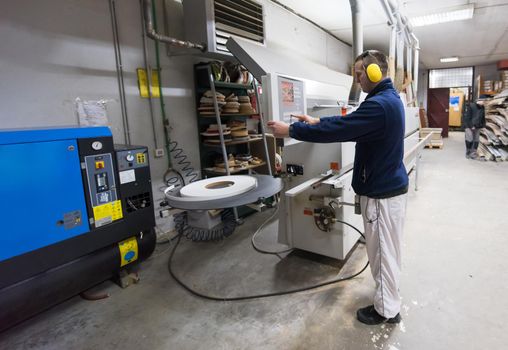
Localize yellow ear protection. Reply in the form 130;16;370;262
362;51;383;83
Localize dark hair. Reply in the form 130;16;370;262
355;50;388;75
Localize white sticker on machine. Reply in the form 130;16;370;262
119;169;136;184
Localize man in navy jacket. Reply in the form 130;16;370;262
268;50;408;325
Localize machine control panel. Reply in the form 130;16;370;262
116;148;149;171
95;172;109;192
84;153;121;227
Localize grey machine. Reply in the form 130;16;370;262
227;37;420;260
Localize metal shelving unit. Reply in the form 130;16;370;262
203;137;264;146
194;63;273;220
204;162;267;175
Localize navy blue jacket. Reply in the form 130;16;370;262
289;78;408;198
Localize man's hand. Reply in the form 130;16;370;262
292;114;319;125
267;120;290;138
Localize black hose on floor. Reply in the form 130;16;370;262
167;216;369;301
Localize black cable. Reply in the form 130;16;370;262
155;226;180;245
250;206;294;255
174;209;237;242
164;141;199;188
167;217;370;301
163;168;186;191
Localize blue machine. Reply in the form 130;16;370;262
0;127;111;261
0;126;156;332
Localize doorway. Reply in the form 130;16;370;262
427;67;474;136
427;86;472;136
427;88;450;137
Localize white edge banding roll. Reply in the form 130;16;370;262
179;176;258;201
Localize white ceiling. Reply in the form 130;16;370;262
274;0;508;69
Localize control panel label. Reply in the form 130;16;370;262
93;200;123;227
119;169;136;184
97;191;112;204
63;210;82;230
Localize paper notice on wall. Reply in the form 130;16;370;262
450;95;460;112
76;98;109;126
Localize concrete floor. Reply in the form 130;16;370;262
1;132;507;350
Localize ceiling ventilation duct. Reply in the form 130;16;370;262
183;0;264;57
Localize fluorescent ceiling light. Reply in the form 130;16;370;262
440;57;459;63
409;4;474;27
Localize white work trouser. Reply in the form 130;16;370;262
360;193;407;318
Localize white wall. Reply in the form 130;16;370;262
0;0;352;221
260;0;351;74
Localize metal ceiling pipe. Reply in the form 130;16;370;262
380;0;421;100
406;44;413;100
401;14;419;96
350;0;363;58
388;25;397;80
403;15;413;82
411;33;420;93
349;0;363;102
380;0;396;26
139;0;159;150
395;14;412;45
109;0;131;145
385;0;412;45
395;30;405;90
381;0;397;82
399;14;415;46
142;0;206;51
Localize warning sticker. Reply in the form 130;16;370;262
93;200;123;227
118;237;138;267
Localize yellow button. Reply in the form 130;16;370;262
95;161;105;169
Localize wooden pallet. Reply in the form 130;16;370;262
425;141;443;149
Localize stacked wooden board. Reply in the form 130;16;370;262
478;90;508;161
420;127;444;149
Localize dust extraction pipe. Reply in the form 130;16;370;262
400;14;420;99
143;0;206;51
350;0;363;58
379;0;420;98
380;0;397;80
411;33;420;93
349;0;363;102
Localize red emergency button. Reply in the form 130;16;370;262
95;161;105;169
